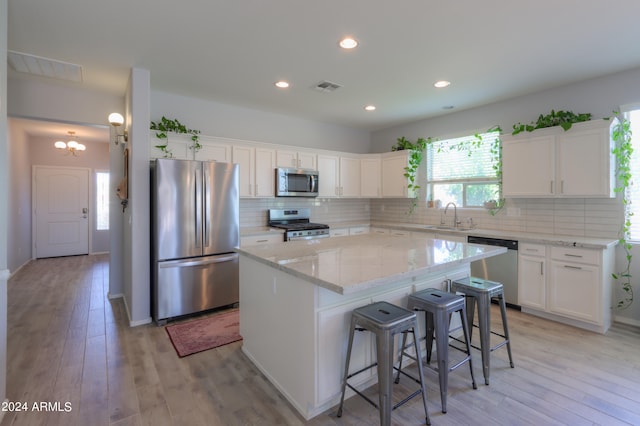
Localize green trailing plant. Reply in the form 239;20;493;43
392;136;433;213
512;109;592;135
486;126;505;216
611;112;634;309
150;116;202;158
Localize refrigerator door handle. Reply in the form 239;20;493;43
159;253;239;268
194;167;202;248
203;166;211;248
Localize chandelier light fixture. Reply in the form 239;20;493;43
54;131;86;156
108;112;128;146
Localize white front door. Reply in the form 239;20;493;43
34;166;90;258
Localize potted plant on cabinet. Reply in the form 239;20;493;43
150;116;201;158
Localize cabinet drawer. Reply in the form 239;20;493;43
240;233;284;246
349;226;370;235
550;246;599;265
519;243;546;257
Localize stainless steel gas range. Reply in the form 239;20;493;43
268;208;329;241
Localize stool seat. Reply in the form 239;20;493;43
405;288;477;413
337;301;431;426
355;301;419;328
451;277;514;385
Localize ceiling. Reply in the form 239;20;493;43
8;0;640;133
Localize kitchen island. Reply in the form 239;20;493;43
235;233;507;420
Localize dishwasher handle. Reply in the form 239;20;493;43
467;235;518;250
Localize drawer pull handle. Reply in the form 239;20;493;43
564;265;582;270
257;239;268;243
564;254;583;258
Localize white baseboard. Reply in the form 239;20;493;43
613;315;640;328
107;292;123;300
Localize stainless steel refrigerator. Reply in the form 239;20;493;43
151;158;239;323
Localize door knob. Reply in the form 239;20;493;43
82;207;88;214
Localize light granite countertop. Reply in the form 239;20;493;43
235;233;506;295
369;222;619;249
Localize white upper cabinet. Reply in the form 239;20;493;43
254;148;276;197
276;149;317;170
317;155;339;197
232;145;275;198
196;137;231;162
381;151;414;198
340;156;361;197
317;154;360;198
360;155;381;198
502;119;615;198
149;132;231;162
233;145;254;197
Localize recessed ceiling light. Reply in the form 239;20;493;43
339;37;358;49
364;105;376;111
434;80;451;88
274;81;290;88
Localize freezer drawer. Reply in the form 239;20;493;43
154;253;239;322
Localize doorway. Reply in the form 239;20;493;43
33;165;90;258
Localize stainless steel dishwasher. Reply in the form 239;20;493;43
467;235;520;309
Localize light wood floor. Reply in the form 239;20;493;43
3;254;640;425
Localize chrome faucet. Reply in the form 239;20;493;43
444;202;458;228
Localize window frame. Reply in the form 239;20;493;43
425;130;501;208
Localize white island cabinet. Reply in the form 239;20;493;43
236;234;506;420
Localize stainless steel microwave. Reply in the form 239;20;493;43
275;167;319;197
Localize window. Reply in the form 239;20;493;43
625;108;640;240
426;131;500;207
96;171;109;230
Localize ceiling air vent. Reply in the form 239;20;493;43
314;80;342;93
8;50;83;82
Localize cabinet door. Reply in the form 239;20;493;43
518;255;546;310
232;146;255;197
197;142;230;162
317;155;339;197
361;156;381;197
340;157;361;197
254;148;275;197
150;134;191;160
298;152;317;170
329;228;349;238
548;261;600;323
276;150;297;168
502;135;555;197
381;152;412;198
240;233;284;246
557;125;613;197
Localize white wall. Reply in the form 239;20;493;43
371;66;640;152
151;90;371;153
6;122;31;272
122;68;151;326
0;0;10;410
8;78;124;127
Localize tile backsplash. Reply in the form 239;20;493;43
240;198;371;228
241;196;623;239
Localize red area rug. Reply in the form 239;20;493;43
165;308;242;357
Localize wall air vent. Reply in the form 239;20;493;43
8;50;83;82
314;80;342;93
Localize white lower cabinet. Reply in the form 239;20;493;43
518;243;613;333
548;260;599;322
240;233;283;246
518;243;546;310
329;228;349;238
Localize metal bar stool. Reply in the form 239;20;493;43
451;277;514;385
403;288;477;414
337;301;431;426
